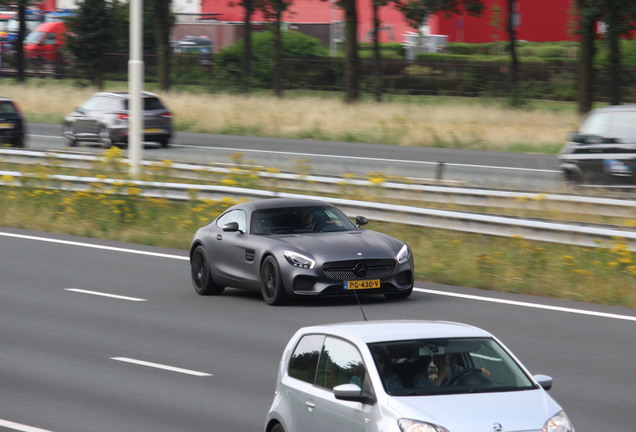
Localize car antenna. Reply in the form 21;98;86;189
352;290;368;321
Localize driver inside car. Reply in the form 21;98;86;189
413;354;490;387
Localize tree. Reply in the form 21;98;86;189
14;0;28;84
370;0;388;102
600;0;636;105
338;0;360;103
152;0;174;91
397;0;484;30
66;0;114;88
260;0;294;98
505;0;520;106
574;0;599;114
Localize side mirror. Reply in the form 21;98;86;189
223;221;241;232
533;374;553;391
355;216;368;227
569;131;583;143
333;383;375;404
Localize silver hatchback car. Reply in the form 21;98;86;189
62;91;173;148
265;320;575;432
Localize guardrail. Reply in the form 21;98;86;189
3;148;636;218
2;168;636;251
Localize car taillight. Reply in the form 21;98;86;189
160;112;173;118
117;113;129;120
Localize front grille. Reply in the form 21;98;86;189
322;259;395;280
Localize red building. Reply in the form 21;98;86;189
200;0;577;44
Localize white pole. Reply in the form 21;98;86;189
128;0;144;178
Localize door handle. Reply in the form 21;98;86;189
306;400;315;412
216;234;222;240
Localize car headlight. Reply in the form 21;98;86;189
396;244;411;264
543;411;574;432
398;419;450;432
283;251;315;269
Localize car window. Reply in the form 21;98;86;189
251;205;357;235
101;97;122;111
25;30;44;44
0;101;17;114
216;210;246;231
81;96;103;111
579;112;609;140
143;97;167;111
607;112;636;143
315;337;366;390
43;32;57;44
288;334;324;383
367;337;536;396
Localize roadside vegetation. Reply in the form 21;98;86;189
1;147;635;309
2;79;577;154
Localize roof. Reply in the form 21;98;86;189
231;197;333;212
93;91;159;98
296;320;492;344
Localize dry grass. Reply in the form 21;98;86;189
2;80;578;153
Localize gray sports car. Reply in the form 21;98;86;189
189;198;414;305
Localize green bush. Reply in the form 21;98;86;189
214;30;328;88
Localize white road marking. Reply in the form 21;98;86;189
0;231;188;260
172;144;560;173
110;357;212;376
415;288;636;322
65;288;147;302
2;229;634;323
0;419;54;432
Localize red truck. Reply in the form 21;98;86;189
24;21;66;63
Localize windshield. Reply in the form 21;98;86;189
368;337;536;396
251;205;358;235
580;111;636;144
24;30;44;44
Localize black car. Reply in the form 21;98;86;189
0;97;25;147
189;198;414;305
62;91;173;148
559;105;636;186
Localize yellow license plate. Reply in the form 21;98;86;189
0;123;13;129
144;128;163;134
344;279;381;290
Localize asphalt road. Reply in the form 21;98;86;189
1;227;635;432
26;122;562;191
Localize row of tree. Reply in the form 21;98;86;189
6;0;636;113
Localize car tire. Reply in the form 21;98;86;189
158;138;169;148
260;256;288;306
191;245;225;295
385;286;413;300
270;423;285;432
62;124;77;147
98;126;113;149
11;137;24;148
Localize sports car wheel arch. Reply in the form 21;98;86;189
260;255;288;306
191;245;225;295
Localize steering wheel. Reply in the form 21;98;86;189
314;222;328;232
448;368;483;386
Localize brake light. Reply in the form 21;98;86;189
160;112;173;118
116;113;129;120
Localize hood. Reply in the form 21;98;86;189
387;389;562;432
273;230;402;261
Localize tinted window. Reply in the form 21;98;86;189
315;337;365;390
251;205;357;235
288;334;324;383
124;97;167;111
